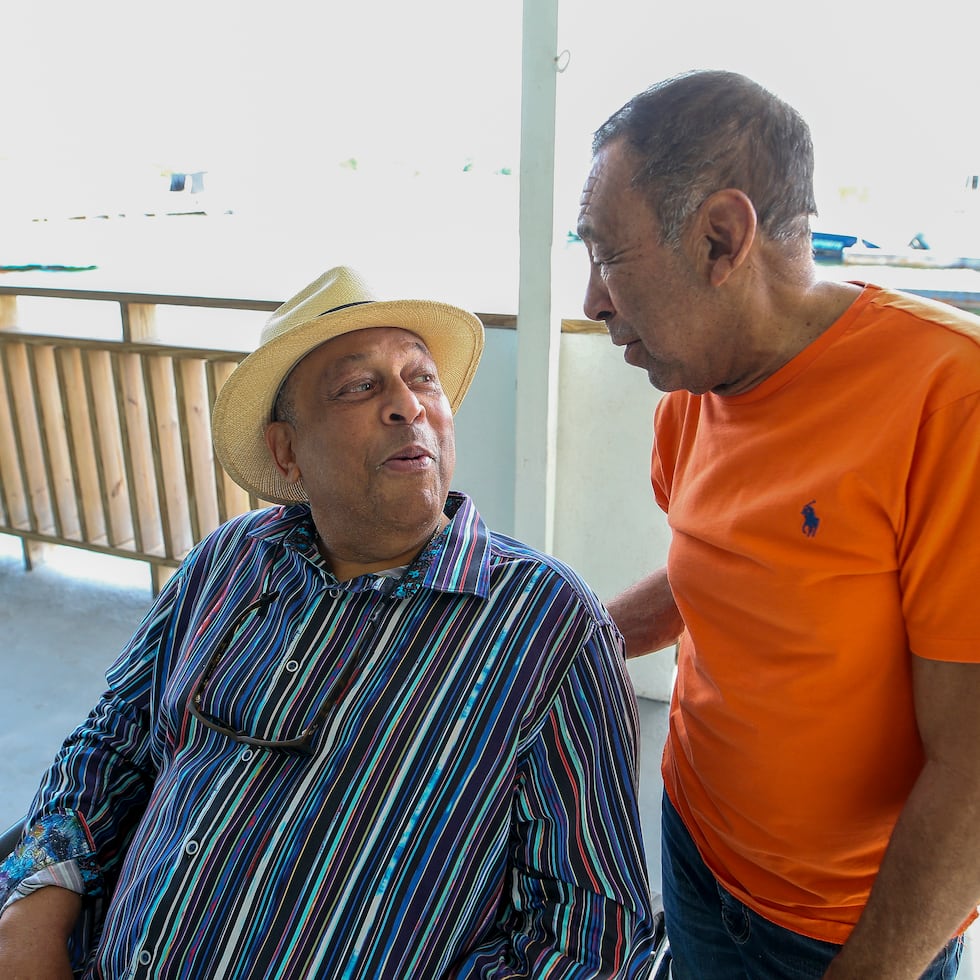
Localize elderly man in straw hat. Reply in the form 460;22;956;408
0;267;655;978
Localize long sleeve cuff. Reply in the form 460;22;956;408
0;811;102;912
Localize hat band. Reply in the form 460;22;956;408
317;300;373;317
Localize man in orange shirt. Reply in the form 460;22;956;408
577;69;980;980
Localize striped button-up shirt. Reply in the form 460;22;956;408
1;492;654;978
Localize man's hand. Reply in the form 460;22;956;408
0;886;81;979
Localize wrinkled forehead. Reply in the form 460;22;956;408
577;141;645;242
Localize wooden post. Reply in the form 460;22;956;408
151;563;177;597
0;295;17;330
121;302;158;343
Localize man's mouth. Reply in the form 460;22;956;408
608;326;638;352
622;340;644;366
381;444;434;472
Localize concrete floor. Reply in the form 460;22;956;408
1;534;976;977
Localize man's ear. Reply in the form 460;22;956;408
692;189;757;287
264;422;303;485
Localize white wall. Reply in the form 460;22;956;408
451;326;518;535
553;331;676;700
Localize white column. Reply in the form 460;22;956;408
514;0;561;553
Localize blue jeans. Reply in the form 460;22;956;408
661;791;963;979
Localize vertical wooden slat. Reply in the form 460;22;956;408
140;354;172;556
3;340;54;570
57;346;105;545
151;563;177;597
173;358;200;545
143;353;192;559
7;343;53;535
206;358;252;522
84;349;133;549
175;356;220;544
27;345;69;538
0;343;26;528
80;349;116;545
113;350;161;555
31;344;82;540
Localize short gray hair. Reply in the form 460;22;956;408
593;70;818;247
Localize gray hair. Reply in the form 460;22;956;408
593;70;818;247
271;374;298;427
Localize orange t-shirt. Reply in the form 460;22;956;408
655;284;980;943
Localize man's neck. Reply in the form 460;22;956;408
786;277;862;350
717;270;862;396
317;513;449;583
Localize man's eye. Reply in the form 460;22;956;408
343;380;374;394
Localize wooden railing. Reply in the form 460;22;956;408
0;287;278;591
0;284;519;592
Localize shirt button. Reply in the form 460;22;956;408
184;839;200;856
138;949;153;966
284;659;299;673
241;749;254;762
328;586;342;599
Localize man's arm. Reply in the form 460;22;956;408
0;693;157;975
606;566;684;659
452;625;656;977
823;657;980;980
0;886;80;979
0;563;191;974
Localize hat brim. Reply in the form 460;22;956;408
211;299;484;504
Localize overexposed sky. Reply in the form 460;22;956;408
4;0;978;254
2;1;522;172
553;0;980;236
7;1;977;166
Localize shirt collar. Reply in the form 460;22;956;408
245;491;492;600
401;491;491;599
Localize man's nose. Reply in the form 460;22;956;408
583;268;615;323
385;381;424;423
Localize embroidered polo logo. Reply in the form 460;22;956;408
801;500;820;537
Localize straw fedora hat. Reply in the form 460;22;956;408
212;265;484;505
